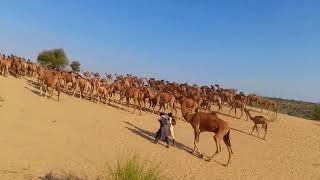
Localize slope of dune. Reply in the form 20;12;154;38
0;76;319;180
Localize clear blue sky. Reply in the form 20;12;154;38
1;0;319;102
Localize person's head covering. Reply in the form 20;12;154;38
160;112;165;116
168;113;173;117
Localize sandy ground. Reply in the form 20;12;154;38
0;76;319;180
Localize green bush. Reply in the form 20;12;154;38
40;154;168;180
98;154;166;180
37;48;69;69
313;106;320;120
70;61;81;72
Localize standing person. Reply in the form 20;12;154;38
154;113;170;148
168;113;176;146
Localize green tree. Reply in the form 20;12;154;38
313;105;320;120
37;48;69;69
70;61;81;72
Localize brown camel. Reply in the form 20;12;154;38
229;100;245;119
206;93;222;112
260;99;278;117
193;96;204;110
181;100;233;166
109;80;130;102
247;94;261;106
106;73;113;83
152;92;177;116
61;72;77;94
180;97;199;114
0;58;11;77
83;71;91;79
235;93;247;104
119;87;143;115
39;70;61;101
73;77;92;99
97;84;111;104
244;108;269;140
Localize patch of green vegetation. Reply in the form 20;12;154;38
312;105;320;120
40;154;169;180
255;97;319;120
98;154;167;180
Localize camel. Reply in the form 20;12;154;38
109;80;130;102
97;84;111;104
138;87;152;108
244;108;269;140
148;90;159;110
216;90;232;105
83;71;91;79
119;87;144;115
180;97;199;114
61;72;77;94
247;94;261;106
229;100;245;119
260;99;278;117
89;77;102;102
206;93;222;112
27;61;37;77
152;92;177;116
105;73;113;83
0;58;11;77
181;100;233;166
235;93;247;104
73;77;92;99
39;70;61;101
193;96;203;110
10;58;23;78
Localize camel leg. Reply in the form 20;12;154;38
207;136;220;162
138;100;142;116
131;98;136;114
192;129;202;158
57;86;60;102
163;103;167;113
255;125;260;136
45;85;49;98
39;84;43;96
126;97;130;112
263;123;268;140
234;108;237;118
223;135;232;166
250;125;256;135
158;103;164;113
229;107;233;115
152;101;158;114
239;108;243;119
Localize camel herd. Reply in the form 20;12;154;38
0;53;278;166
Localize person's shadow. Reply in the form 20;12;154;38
124;121;195;155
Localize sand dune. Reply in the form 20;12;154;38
0;76;319;180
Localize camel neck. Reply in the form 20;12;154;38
181;103;193;123
246;110;254;120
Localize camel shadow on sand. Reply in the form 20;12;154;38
123;121;203;157
230;127;266;140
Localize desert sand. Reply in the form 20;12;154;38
0;76;319;180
